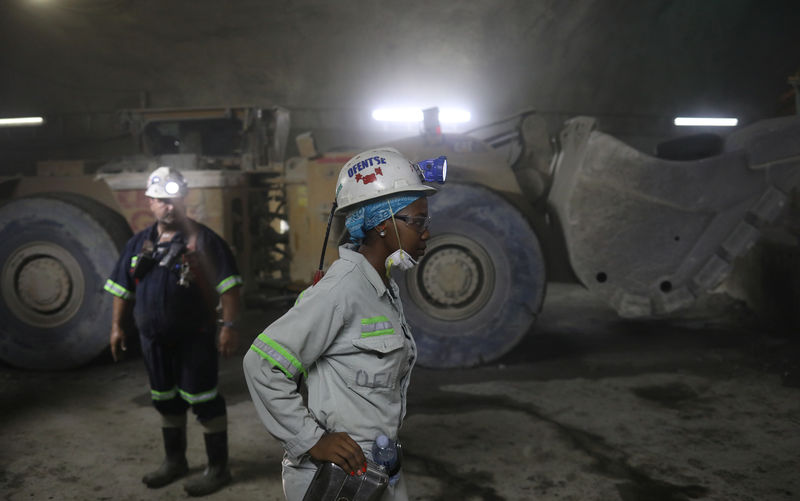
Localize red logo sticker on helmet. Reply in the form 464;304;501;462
355;166;382;184
348;156;387;184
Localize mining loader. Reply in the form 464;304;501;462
1;105;799;370
299;111;800;368
0;106;291;369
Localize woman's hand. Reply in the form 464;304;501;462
309;432;367;476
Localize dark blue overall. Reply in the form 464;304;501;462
106;222;242;424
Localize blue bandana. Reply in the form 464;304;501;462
345;194;422;243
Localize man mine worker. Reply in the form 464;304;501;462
105;166;242;497
243;147;446;500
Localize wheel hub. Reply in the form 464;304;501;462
407;234;495;321
17;256;71;313
1;242;85;328
421;247;480;306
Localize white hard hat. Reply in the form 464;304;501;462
334;147;437;215
145;166;188;199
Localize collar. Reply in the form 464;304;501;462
338;244;396;299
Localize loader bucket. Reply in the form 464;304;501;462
547;115;800;318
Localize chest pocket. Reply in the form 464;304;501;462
350;333;405;390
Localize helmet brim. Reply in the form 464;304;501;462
334;185;437;215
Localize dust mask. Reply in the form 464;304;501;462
384;206;419;277
385;248;417;276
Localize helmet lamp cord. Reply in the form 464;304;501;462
313;200;338;285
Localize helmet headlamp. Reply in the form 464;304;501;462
145;166;188;199
165;181;181;195
416;156;447;184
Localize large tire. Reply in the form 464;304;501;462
0;194;132;370
396;184;546;368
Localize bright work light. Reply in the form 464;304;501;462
438;109;471;124
372;108;471;124
674;117;738;127
416;156;447;183
165;181;181;195
372;108;424;122
0;116;45;127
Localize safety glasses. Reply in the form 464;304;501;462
393;215;431;234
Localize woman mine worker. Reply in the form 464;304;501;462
243;147;445;501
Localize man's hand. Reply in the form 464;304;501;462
218;326;239;358
218;286;240;358
309;432;367;477
110;326;127;362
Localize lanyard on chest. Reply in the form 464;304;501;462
131;229;194;288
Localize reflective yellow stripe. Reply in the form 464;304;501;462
362;328;395;338
250;333;307;379
250;345;294;379
361;316;394;337
104;279;131;300
151;387;178;401
179;388;218;404
361;316;389;325
216;275;243;294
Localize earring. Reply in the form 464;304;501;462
379;230;386;237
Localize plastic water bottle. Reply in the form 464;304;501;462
371;434;400;486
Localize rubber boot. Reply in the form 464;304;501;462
142;427;189;488
183;431;232;496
